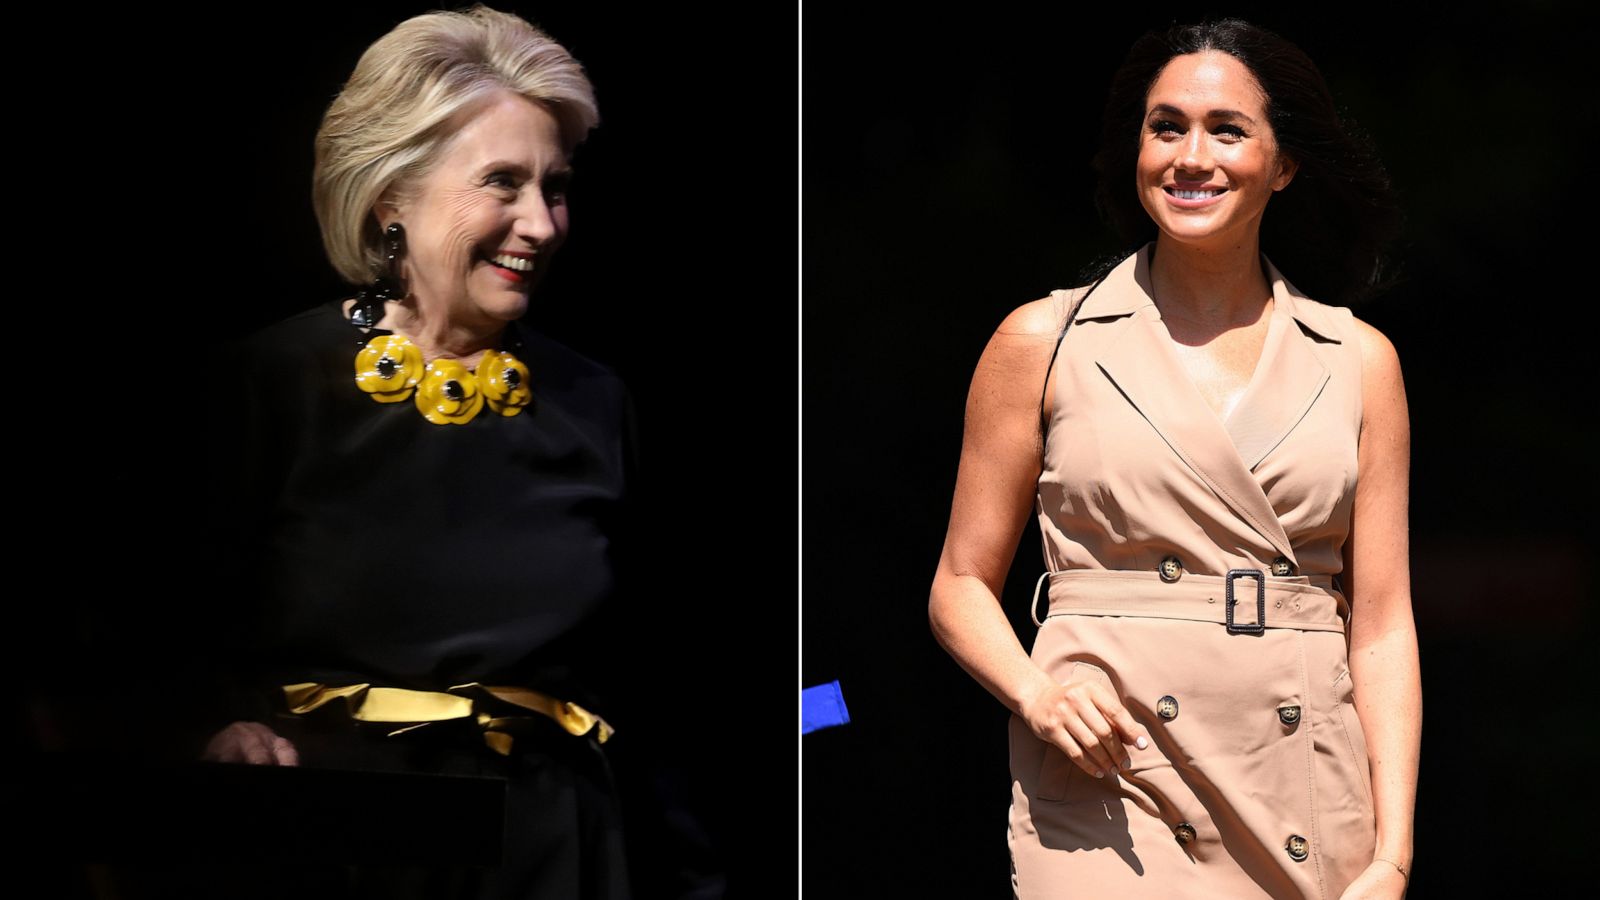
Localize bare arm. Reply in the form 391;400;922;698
1339;318;1421;895
929;298;1149;777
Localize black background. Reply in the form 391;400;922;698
16;2;797;897
14;1;1600;896
803;2;1597;897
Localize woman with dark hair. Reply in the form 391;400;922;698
929;19;1418;899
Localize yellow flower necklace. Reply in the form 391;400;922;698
354;333;533;425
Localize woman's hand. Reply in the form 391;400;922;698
1018;678;1150;778
202;721;300;766
1336;859;1408;899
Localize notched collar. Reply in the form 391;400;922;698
1263;253;1344;345
1071;248;1152;322
1072;243;1346;346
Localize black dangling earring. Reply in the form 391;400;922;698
352;223;406;328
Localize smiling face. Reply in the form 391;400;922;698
1136;51;1296;251
377;90;573;331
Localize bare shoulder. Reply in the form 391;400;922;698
971;296;1068;408
966;294;1068;422
995;294;1067;338
1348;314;1409;433
1348;315;1405;387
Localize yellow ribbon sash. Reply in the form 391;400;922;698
281;682;615;756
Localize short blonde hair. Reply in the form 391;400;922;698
313;4;599;285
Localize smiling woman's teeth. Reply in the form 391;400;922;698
492;253;534;272
1172;189;1223;200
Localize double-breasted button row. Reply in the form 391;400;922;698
1153;694;1297;728
1158;554;1295;580
1173;824;1308;859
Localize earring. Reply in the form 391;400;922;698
352;223;407;328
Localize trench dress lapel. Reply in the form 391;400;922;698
1079;245;1344;567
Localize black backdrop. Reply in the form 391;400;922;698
14;1;1600;896
802;2;1597;897
16;2;797;897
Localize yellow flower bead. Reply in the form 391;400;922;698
354;335;423;403
477;350;533;417
415;358;484;425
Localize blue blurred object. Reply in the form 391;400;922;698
801;681;850;734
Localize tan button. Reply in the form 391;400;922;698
1285;834;1309;861
1158;555;1184;583
1157;695;1179;720
1173;822;1197;845
1278;705;1301;726
1270;556;1295;577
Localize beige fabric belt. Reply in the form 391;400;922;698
1032;568;1349;633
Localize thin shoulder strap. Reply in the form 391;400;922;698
1037;272;1109;446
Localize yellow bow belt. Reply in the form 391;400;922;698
281;682;615;757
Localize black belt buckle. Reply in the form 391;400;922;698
1225;568;1266;634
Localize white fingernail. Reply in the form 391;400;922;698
1136;736;1148;749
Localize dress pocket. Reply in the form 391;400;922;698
1036;661;1116;802
1331;668;1375;814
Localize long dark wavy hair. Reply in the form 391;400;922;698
1086;19;1402;307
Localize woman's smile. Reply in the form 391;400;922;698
1162;184;1230;209
485;250;537;285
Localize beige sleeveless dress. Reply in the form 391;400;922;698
1008;244;1377;898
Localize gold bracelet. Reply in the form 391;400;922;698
1374;856;1409;884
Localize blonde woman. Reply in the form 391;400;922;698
203;7;634;897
